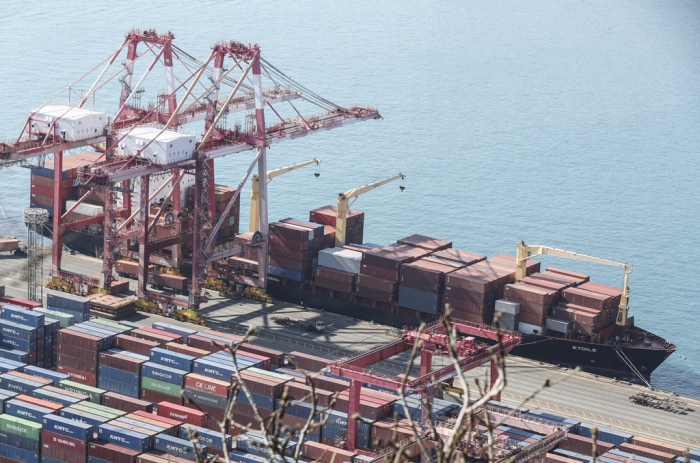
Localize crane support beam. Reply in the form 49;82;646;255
250;158;320;232
516;241;632;327
335;173;405;247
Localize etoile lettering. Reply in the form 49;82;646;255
573;346;597;353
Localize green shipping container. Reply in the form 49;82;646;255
34;307;74;327
72;402;123;419
142;376;181;397
75;401;126;417
0;415;42;441
59;380;106;404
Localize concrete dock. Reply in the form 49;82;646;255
1;249;699;451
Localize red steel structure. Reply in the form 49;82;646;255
329;317;521;450
0;29;380;312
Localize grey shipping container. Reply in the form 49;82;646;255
546;317;572;333
317;248;362;274
495;299;520;315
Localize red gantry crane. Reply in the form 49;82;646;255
0;29;380;319
329;317;521;451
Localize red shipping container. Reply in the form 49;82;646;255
132;410;184;428
126;413;178;436
355;286;395;303
562;287;612;310
518;311;546;326
445;269;503;294
42;430;87;454
620;443;675;463
16;394;63;412
285;382;334;406
355;273;396;294
58;329;104;351
138;326;184;343
131;329;177;346
99;351;146;373
546;454;582;463
443;286;489;305
115;334;160;355
184;373;230;397
269;245;314;261
0;296;42;309
187;334;229;353
57;365;97;386
400;259;456;293
315;276;354;294
560;434;615;456
302;441;357;463
442;295;484;314
236;351;271;370
430;249;486;266
269;222;314;241
269;234;310;251
202;329;245;343
88;441;141;463
630;437;686;457
307;375;349;393
57;343;98;362
316;266;356;285
359;263;399;282
237;344;284;368
103;392;154;413
57;354;97;374
289;351;331;372
165;342;210;359
396;234;452;252
157;401;208;427
184;401;226;423
239;371;286;397
269;254;312;272
41;441;85;463
504;283;557;306
547;267;590;283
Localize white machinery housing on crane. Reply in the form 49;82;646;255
119;173;195;211
118;126;196;165
30;105;106;142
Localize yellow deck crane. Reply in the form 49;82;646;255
515;241;632;326
249;158;321;233
335;173;406;247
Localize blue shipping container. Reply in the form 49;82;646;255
0;321;37;342
22;366;70;387
98;366;140;387
0;442;40;463
47;293;90;313
0;375;44;394
267;265;308;282
98;423;150;453
150;348;195;372
97;377;140;399
0;337;35;353
0;431;41;452
0;349;29;364
141;362;187;385
1;307;45;328
5;399;54;423
43;414;93;441
60;408;109;434
0;362;23;374
154;434;206;461
192;359;238;381
179;424;232;451
47;306;88;323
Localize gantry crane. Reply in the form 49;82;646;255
249;158;320;233
335;173;405;247
0;29;380;320
329;316;521;450
515;241;632;326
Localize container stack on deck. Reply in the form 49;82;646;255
187;183;241;243
267;221;320;282
310;205;364;245
29;152;102;218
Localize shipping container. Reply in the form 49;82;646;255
157;402;208;427
103;392;154;414
154;433;206;461
98;423;151;452
141;377;181;397
179;424;232;451
59;380;105;403
88;440;142;463
21;365;69;386
142;362;187;385
151;323;197;342
1;307;44;327
150;348;195;372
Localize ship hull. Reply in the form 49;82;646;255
268;280;675;383
43;226;103;257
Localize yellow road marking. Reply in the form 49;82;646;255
674;434;680;441
536;400;541;406
683;436;690;443
695;438;700;445
647;427;652;433
580;410;586;417
546;402;550;408
555;404;560;410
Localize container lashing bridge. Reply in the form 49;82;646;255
0;28;380;318
328;317;521;451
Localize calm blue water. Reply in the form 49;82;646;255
1;1;699;397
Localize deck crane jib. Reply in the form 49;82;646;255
0;29;381;321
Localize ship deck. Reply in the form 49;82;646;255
1;249;698;451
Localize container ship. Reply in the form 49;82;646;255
28;161;676;382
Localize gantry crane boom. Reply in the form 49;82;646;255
515;241;632;326
335;173;405;247
249;158;320;232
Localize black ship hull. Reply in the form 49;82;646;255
267;280;675;383
43;225;104;258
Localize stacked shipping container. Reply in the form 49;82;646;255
268;220;322;282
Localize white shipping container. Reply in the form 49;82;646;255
318;248;362;274
495;299;520;315
517;321;544;336
30;105;106;141
118;126;195;165
129;172;195;211
66;200;103;217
